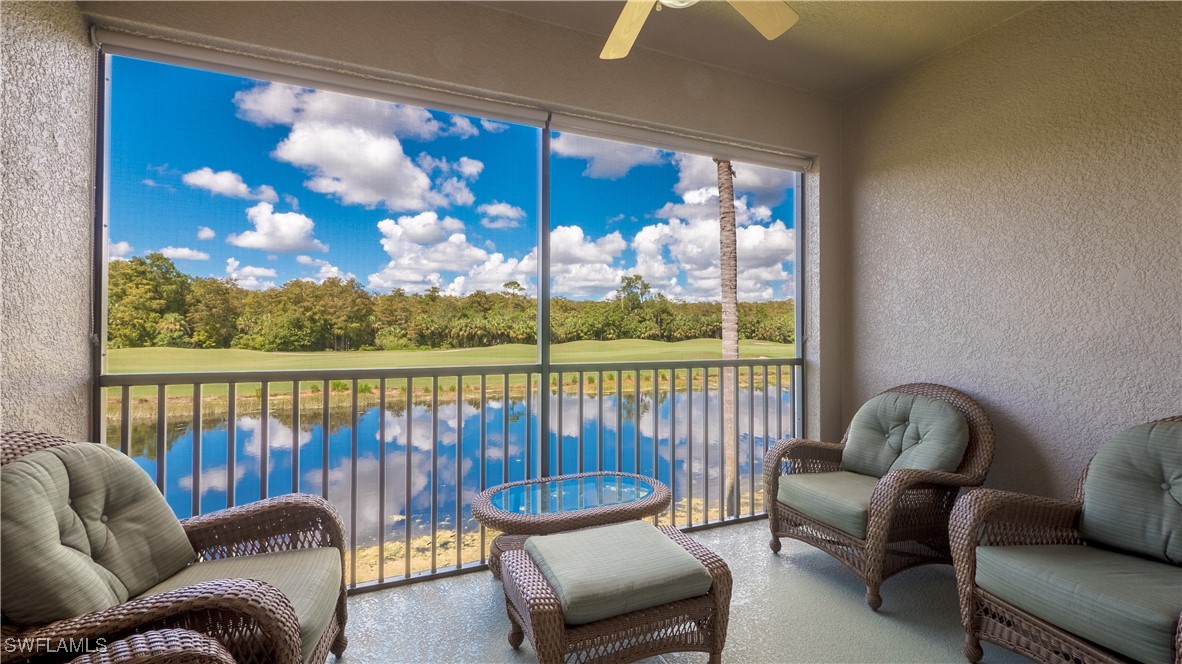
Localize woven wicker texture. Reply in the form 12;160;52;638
67;629;235;664
500;525;731;664
763;383;995;610
950;415;1182;664
1;431;349;664
473;472;671;579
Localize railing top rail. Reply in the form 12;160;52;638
551;357;801;373
99;363;544;386
98;357;801;386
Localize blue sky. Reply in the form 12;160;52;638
108;55;797;301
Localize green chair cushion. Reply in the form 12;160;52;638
843;391;970;478
1080;420;1182;564
136;547;342;662
0;443;196;625
976;544;1182;664
776;471;879;538
523;521;713;625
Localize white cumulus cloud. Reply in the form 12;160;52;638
551;133;665;179
672;153;796;207
445;115;479;139
233;83;483;212
227;202;328;253
159;246;210;261
108;240;133;261
225;257;278;291
479;118;509;133
477;201;528;229
296;255;356;283
196;226;216;240
182;167;278;202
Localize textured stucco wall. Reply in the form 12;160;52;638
843;2;1181;497
79;1;849;439
1;2;96;439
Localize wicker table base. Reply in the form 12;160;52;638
500;526;731;664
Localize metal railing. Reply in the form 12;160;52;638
98;357;802;592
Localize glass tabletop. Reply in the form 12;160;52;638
489;475;655;515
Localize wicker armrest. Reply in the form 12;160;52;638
181;493;345;561
68;629;235;664
762;438;844;502
3;579;302;664
949;488;1083;634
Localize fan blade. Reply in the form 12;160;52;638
726;0;799;41
600;0;658;60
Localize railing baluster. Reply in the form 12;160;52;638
430;376;439;574
119;385;130;455
577;371;584;475
687;368;695;526
703;368;710;525
260;381;269;500
480;374;487;565
652;369;659;485
405;377;413;580
555;371;563;476
350;379;358;588
321;380;329;500
502;373;509;486
733;366;741;518
777;365;784;440
455;374;463;569
525;373;533;480
670;369;677;527
596;370;604;472
748;366;756;517
615;371;623;472
292;380;300;494
156;384;166;494
634;369;641;476
227;383;236;508
378;377;387;584
192;383;201;517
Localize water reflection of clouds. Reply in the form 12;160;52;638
237;415;313;457
180;464;246;495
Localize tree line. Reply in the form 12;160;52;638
107;253;795;351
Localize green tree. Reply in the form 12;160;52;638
186;278;243;348
107;253;191;348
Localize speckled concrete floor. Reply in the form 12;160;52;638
337;521;1029;664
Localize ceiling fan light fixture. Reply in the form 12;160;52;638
658;0;699;8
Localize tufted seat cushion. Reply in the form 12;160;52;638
135;547;342;662
1080;420;1182;564
0;443;196;625
523;521;714;625
776;471;880;538
976;544;1182;664
842;392;970;478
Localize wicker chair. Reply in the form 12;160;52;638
763;383;995;610
0;431;348;664
951;416;1182;664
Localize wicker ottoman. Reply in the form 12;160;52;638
500;523;732;664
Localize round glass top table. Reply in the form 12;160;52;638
472;471;671;578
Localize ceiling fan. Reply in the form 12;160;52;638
600;0;799;60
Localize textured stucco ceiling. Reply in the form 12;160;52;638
482;1;1038;97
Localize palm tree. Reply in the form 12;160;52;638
715;158;739;517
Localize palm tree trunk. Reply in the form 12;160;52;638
715;159;739;518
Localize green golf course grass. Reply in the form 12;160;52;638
107;339;793;373
104;339;795;403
